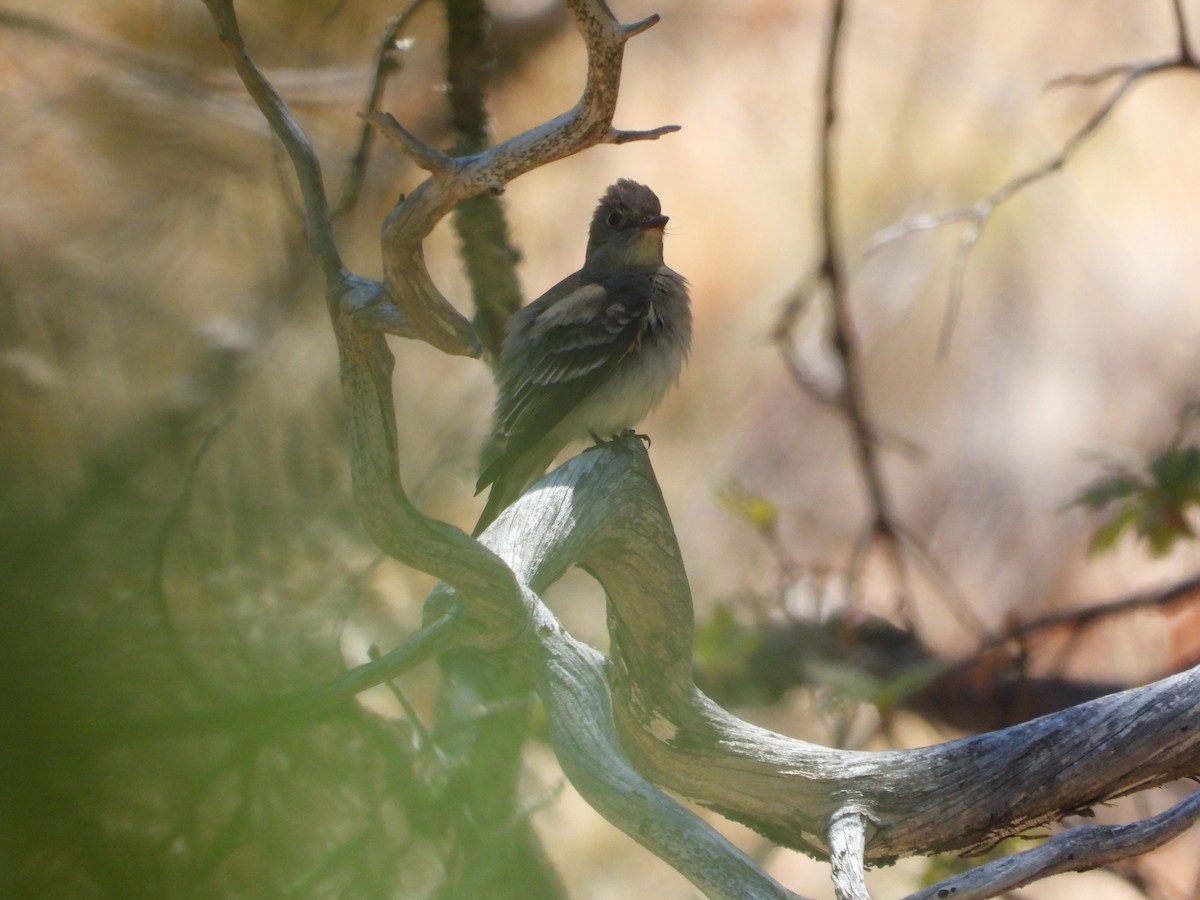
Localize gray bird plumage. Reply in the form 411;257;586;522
473;179;691;536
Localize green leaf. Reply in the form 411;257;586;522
1087;505;1138;556
1066;472;1143;511
717;483;779;532
1136;497;1194;557
1151;445;1200;501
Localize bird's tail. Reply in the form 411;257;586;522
471;441;559;537
472;477;516;537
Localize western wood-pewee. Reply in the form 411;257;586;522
473;179;691;535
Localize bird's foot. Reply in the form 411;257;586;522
588;429;650;448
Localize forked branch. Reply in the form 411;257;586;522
865;0;1200;355
367;0;679;356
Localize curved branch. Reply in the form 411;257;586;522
370;0;680;357
463;449;809;900
905;789;1200;900
484;439;1200;868
107;608;468;743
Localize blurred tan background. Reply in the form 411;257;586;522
4;0;1200;897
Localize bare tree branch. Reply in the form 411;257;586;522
865;2;1200;356
108;608;468;743
989;569;1200;650
148;409;236;701
363;110;457;179
815;0;887;526
828;809;870;900
905;789;1200;900
480;442;1200;878
775;0;968;632
198;0;344;286
334;0;432;215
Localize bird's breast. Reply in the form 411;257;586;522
560;272;691;439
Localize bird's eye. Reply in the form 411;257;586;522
605;211;623;228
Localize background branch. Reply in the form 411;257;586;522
334;0;432;215
865;0;1200;355
773;0;978;636
777;0;908;606
198;0;343;285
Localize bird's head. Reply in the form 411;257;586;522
584;179;669;270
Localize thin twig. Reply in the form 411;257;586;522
895;522;990;639
334;0;432;215
772;275;924;460
199;0;344;285
865;1;1200;357
905;789;1200;900
987;570;1200;653
361;110;457;178
149;409;237;699
804;0;918;618
106;607;468;744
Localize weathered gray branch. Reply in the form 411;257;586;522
828;810;870;900
366;0;679;357
472;439;1200;896
460;448;808;900
904;788;1200;900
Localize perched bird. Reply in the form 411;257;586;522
473;179;691;536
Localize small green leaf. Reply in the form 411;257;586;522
1137;498;1193;557
1087;505;1138;556
717;483;779;532
1151;445;1200;501
1066;473;1143;511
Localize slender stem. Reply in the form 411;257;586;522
1173;0;1195;63
335;0;432;215
815;0;908;610
199;0;344;286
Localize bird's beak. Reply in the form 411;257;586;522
639;214;669;230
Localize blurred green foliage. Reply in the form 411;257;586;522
1070;438;1200;558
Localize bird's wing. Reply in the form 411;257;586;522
476;275;651;492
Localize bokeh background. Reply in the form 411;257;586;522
4;0;1200;896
